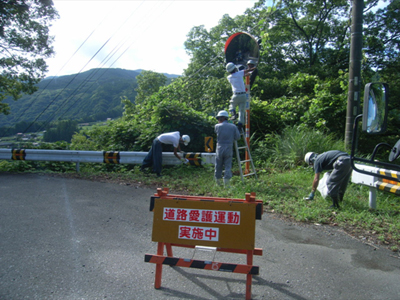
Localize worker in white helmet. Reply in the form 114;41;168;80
304;150;352;208
214;110;240;187
225;62;256;132
141;132;190;177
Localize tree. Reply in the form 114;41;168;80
255;0;351;78
134;70;167;104
43;119;78;143
0;0;58;115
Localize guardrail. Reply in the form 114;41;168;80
0;148;216;172
351;163;400;209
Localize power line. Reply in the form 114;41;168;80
35;1;175;129
21;0;149;134
0;6;113;138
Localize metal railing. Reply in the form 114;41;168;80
0;148;216;172
351;163;400;209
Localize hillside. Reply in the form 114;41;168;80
0;68;179;131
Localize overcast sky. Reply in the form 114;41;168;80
46;0;261;77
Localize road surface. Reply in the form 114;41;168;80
1;173;399;299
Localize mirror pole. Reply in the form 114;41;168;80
350;114;363;170
245;75;251;174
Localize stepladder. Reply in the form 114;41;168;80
234;129;257;182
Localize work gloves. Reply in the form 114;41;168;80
304;191;315;200
181;158;189;164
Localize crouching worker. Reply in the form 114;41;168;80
304;151;352;208
214;110;240;188
141;131;190;177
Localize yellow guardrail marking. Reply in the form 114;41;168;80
103;151;120;164
12;149;26;160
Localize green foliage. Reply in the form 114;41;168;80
0;0;59;114
0;69;139;129
71;88;216;153
134;70;167;104
71;119;140;151
133;93;216;152
301;71;348;135
43;120;78;143
252;125;346;169
250;72;347;141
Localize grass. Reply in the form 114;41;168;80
160;164;400;251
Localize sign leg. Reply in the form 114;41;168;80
155;242;164;289
246;250;253;300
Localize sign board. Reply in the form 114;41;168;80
152;198;256;250
205;136;213;152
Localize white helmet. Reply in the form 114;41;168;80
247;59;256;66
182;135;190;146
304;152;318;165
226;62;236;73
216;110;229;119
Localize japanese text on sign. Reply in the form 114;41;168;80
163;208;240;225
179;225;219;241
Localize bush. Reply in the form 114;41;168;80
253;125;346;169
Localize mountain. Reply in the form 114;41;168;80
0;68;179;131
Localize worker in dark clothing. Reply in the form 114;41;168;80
304;150;352;208
214;110;240;188
141;131;190;177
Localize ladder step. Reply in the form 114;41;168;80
243;173;256;177
239;159;252;163
234;138;257;182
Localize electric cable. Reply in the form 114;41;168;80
21;0;148;134
38;1;174;128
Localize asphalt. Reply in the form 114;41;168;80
1;173;399;300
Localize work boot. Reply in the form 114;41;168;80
223;178;231;188
215;178;222;186
338;193;344;203
329;196;340;209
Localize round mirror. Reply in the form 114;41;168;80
224;32;260;70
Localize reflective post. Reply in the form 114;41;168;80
245;75;251;174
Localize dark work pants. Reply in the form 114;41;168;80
142;138;162;174
327;156;352;201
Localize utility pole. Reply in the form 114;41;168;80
345;0;364;149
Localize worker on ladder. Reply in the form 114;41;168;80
214;110;240;188
225;62;256;132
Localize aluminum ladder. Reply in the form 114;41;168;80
234;129;257;182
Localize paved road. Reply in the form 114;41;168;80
1;173;399;300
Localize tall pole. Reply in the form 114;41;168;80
245;76;250;174
345;0;364;149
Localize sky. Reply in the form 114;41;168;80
46;0;261;77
